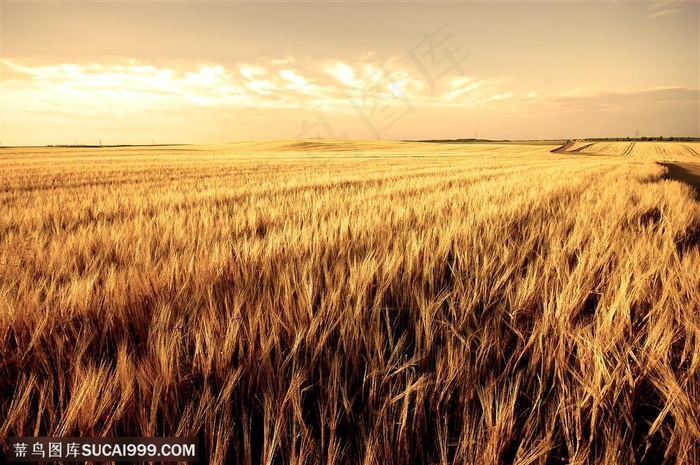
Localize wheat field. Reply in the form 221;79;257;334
562;141;700;160
1;140;699;464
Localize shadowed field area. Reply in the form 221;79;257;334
1;141;699;464
660;162;700;199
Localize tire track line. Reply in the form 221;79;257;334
621;142;636;157
682;144;700;158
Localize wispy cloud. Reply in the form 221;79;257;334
439;76;515;107
647;0;694;18
516;87;699;114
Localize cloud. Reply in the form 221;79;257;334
326;62;356;87
485;92;515;102
279;69;308;90
2;59;257;116
647;0;694;18
245;80;279;95
439;76;514;107
516;87;699;114
239;64;266;80
0;56;526;142
5;56;693;142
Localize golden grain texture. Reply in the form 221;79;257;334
1;141;699;464
565;141;700;161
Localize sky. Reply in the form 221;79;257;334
1;0;699;145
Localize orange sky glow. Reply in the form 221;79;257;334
1;1;698;145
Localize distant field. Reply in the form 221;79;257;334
559;140;700;161
1;141;699;464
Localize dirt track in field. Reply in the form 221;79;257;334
550;140;573;153
659;162;700;199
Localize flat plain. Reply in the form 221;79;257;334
1;140;699;464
